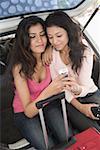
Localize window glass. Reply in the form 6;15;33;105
84;9;100;54
0;0;84;19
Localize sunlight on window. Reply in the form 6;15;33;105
85;9;100;54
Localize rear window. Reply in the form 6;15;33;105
0;0;84;19
84;9;100;55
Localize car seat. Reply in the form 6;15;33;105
0;38;32;149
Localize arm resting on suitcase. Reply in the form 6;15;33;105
36;91;65;109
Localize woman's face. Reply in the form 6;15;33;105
29;23;47;54
47;26;69;51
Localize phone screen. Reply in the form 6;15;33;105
58;68;68;77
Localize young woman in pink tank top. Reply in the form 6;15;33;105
8;15;70;149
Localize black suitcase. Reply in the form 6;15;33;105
36;92;76;150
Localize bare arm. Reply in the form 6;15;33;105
71;98;99;120
13;65;67;118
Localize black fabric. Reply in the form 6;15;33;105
0;74;22;144
67;89;100;132
51;137;76;150
0;38;22;144
0;38;14;75
92;56;100;88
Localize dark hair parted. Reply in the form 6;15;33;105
45;11;87;72
10;16;46;79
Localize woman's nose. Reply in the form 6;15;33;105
36;36;43;43
52;37;57;45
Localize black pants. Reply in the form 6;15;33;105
67;89;100;132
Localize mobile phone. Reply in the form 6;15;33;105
58;68;68;77
91;106;100;118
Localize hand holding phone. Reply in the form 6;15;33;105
58;68;68;77
91;106;100;119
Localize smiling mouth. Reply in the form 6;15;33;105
54;45;61;49
36;44;44;47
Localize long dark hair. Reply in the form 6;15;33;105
45;11;87;72
9;16;47;79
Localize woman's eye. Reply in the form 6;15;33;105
29;35;35;38
48;36;53;39
40;33;46;36
57;35;62;37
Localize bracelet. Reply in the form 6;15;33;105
71;85;82;95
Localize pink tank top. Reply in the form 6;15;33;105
13;65;51;113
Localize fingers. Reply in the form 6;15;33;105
90;104;100;120
66;76;76;82
64;76;77;86
70;85;82;95
90;111;99;120
53;75;68;92
81;103;100;120
53;74;79;95
63;76;82;95
55;74;67;80
55;75;74;92
42;54;51;65
42;46;53;65
46;53;52;65
64;85;70;90
84;103;99;120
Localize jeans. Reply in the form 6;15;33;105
14;100;70;150
67;89;100;132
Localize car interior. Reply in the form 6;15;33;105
0;0;100;149
0;26;100;150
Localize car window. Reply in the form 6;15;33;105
84;8;100;55
74;1;100;56
0;0;84;19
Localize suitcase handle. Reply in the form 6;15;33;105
36;91;65;109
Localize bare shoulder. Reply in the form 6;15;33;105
12;64;21;75
12;64;26;84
